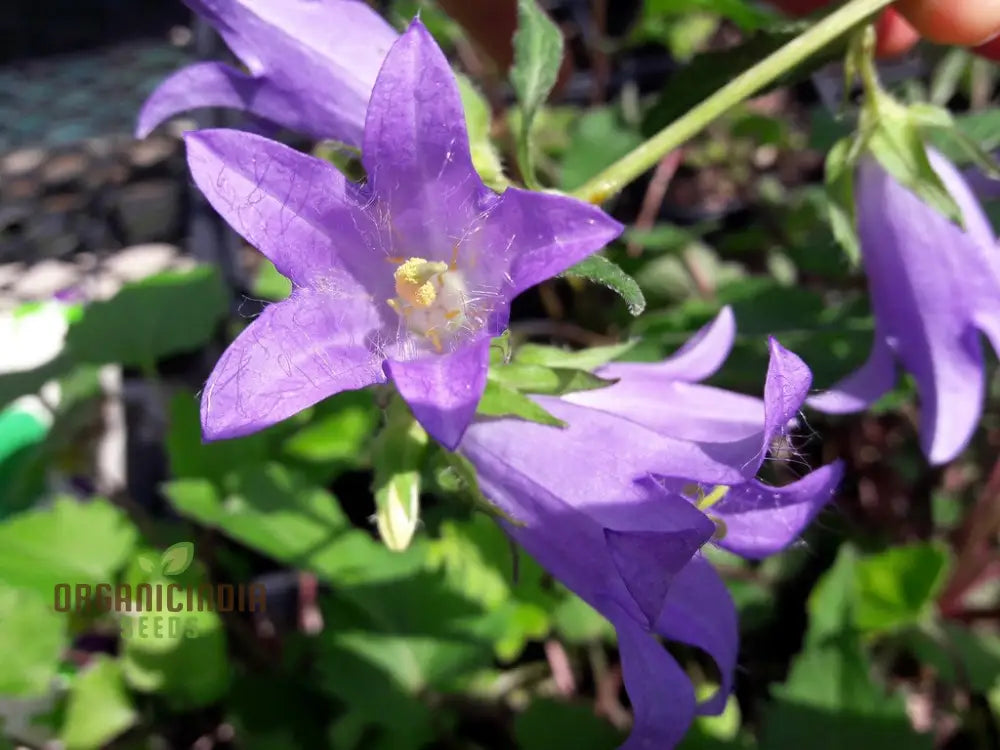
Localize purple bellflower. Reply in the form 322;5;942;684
185;20;622;449
460;309;844;748
808;152;1000;465
137;0;398;144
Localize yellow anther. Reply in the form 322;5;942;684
696;485;730;512
394;257;448;309
444;309;461;320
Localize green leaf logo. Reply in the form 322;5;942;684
160;542;194;577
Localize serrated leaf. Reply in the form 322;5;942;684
560;255;646;315
513;340;637;371
160;541;194;576
509;0;564;189
477;380;566;427
372;400;429;552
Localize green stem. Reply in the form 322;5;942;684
571;0;895;204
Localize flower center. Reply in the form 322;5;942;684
387;255;469;353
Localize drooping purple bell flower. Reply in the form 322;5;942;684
137;0;398;144
460;311;843;748
808;152;1000;465
186;20;622;449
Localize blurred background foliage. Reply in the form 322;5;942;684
0;0;999;748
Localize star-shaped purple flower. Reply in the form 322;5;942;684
185;20;622;448
808;152;1000;465
460;312;844;748
137;0;398;144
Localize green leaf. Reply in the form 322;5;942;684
0;586;66;697
66;266;228;368
476;380;566;427
824;137;862;265
561;255;646;316
118;551;230;708
513;340;636;371
551;594;615;644
163;464;369;583
313;139;366;182
426;515;555;660
559;107;643;192
457;75;508;191
281;391;379;467
509;0;564;189
902;622;1000;693
866;94;964;228
61;657;136;750
763;633;933;750
159;541;194;577
853;543;950;634
166;390;271;485
0;497;138;598
252;258;292;301
372;400;429;552
515;699;624;750
805;544;858;646
487;362;617;396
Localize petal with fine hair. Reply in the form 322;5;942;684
184;130;390;296
709;461;844;559
385;337;492;450
362;18;482;242
468;186;623;296
201;290;385;440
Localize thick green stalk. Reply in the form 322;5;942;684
571;0;895;204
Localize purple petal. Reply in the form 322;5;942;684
177;0;396;143
202;290;385;440
565;379;764;445
567;336;812;479
185;129;391;298
362;19;485;253
137;63;264;138
470;187;623;296
710;461;844;559
654;556;738;716
604;522;715;629
385;337;491;450
851;154;1000;464
600;307;736;384
602;598;696;750
807;332;896;413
